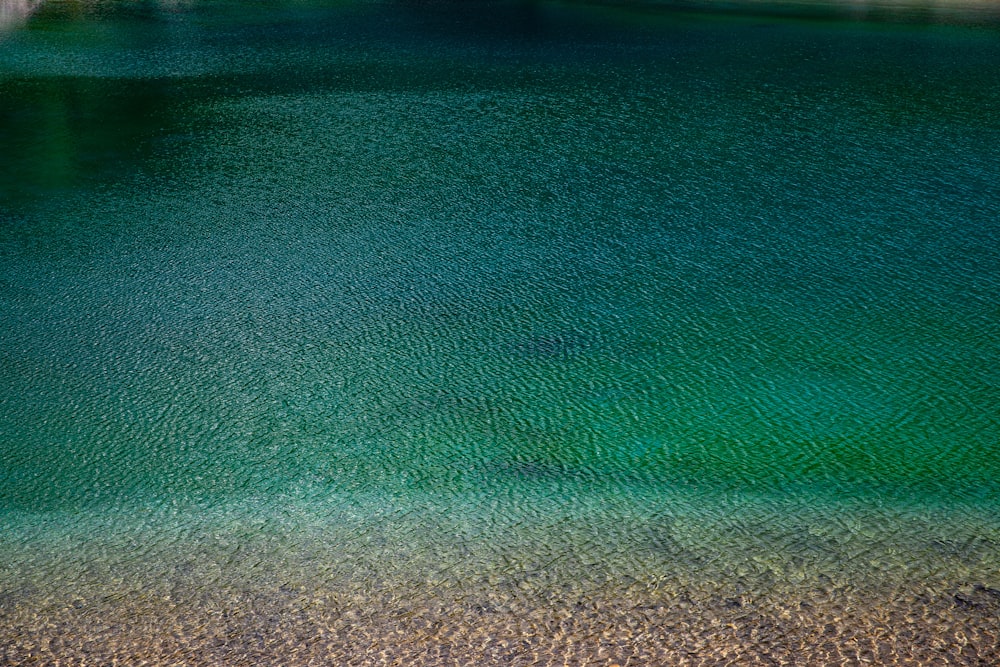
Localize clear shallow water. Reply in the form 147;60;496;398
2;1;1000;663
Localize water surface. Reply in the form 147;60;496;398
2;1;999;663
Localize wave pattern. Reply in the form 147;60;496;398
2;1;1000;663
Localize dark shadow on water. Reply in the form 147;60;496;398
393;0;553;38
388;0;1000;26
0;77;191;206
569;0;1000;24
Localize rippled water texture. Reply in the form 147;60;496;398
2;1;1000;664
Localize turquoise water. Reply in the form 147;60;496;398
2;0;1000;661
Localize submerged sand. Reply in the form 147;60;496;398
3;577;997;665
3;492;999;665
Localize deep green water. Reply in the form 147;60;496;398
2;0;1000;605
